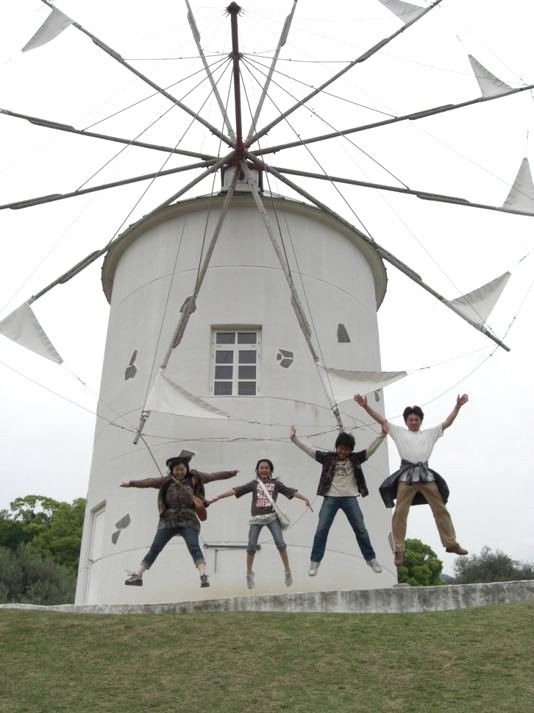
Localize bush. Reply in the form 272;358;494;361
454;546;534;584
0;546;75;605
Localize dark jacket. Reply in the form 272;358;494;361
315;450;369;497
379;461;450;508
129;469;236;514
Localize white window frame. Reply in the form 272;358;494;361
210;327;261;396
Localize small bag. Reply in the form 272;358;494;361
275;508;291;531
192;494;207;522
258;480;291;531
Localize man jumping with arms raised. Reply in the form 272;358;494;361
354;393;469;567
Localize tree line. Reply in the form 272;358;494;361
0;495;85;604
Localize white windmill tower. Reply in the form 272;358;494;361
0;0;531;604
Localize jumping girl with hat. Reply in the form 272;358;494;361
120;455;238;589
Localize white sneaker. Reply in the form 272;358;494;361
366;558;383;574
308;561;320;577
284;570;293;587
246;573;255;590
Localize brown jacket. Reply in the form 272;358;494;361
129;469;236;514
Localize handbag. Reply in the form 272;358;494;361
257;480;291;531
192;494;207;522
173;477;207;521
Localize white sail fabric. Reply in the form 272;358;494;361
22;8;72;52
0;302;62;363
145;370;229;419
503;158;534;212
446;273;511;326
319;367;406;403
376;0;425;24
468;55;511;98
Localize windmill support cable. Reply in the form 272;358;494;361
0;107;215;161
239;160;344;430
2;161;219;211
269;165;534;220
252;84;534;157
39;0;234;149
185;0;236;141
161;178;239;367
249;155;511;352
246;0;445;147
134;172;240;444
245;0;298;143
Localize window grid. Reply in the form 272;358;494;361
212;329;260;396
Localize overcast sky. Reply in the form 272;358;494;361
0;0;532;574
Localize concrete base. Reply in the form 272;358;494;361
2;580;533;615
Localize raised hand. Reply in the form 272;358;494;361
456;394;469;409
354;394;367;408
289;425;297;439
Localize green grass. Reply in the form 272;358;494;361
1;603;533;712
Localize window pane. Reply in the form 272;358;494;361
216;332;235;344
214;382;232;395
238;382;256;396
238;332;256;344
215;350;233;364
239;350;256;364
238;365;256;379
215;365;233;379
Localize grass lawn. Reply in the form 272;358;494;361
1;602;533;712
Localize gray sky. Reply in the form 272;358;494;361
0;0;532;574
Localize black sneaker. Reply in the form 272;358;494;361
124;572;143;586
200;574;210;588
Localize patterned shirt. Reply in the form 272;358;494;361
158;478;199;531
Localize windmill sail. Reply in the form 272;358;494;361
468;55;512;98
145;370;229;419
445;273;511;326
503;158;534;212
0;302;62;363
319;367;407;403
376;0;425;24
22;9;72;52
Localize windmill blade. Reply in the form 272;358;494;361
246;0;444;147
22;152;233;306
38;0;234;149
252;84;534;157
0;160;219;211
245;0;298;142
270;165;534;219
0;107;216;161
185;0;235;141
248;154;511;351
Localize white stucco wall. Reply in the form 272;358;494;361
76;193;396;605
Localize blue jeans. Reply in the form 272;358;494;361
142;526;205;568
311;496;376;563
247;519;287;554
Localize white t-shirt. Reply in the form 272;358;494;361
328;458;360;497
388;423;443;482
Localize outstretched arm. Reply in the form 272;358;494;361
354;394;388;427
207;489;236;505
119;477;165;488
196;469;239;484
289;426;317;459
293;491;313;512
442;394;469;430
